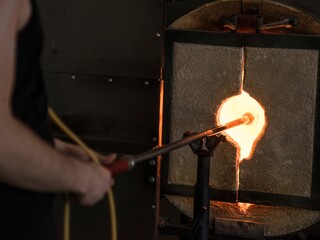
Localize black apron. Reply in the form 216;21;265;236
0;0;55;239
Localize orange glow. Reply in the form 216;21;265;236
238;202;252;213
217;90;266;162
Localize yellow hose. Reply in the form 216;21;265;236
64;194;71;240
48;107;117;240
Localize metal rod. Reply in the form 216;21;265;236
130;113;252;164
257;17;298;32
186;207;207;240
193;153;210;240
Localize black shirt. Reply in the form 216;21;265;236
0;0;55;239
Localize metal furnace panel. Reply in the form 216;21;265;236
38;0;162;79
240;47;319;197
44;72;160;153
167;42;243;191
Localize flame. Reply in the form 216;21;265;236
217;90;266;162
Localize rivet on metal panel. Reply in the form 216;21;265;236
71;75;76;80
144;81;149;86
155;33;161;38
149;160;156;166
107;78;113;83
149;176;155;183
151;205;156;209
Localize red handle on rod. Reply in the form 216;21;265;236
107;158;130;176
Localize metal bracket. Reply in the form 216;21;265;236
241;0;261;14
220;15;238;32
257;17;298;32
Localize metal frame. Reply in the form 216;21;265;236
162;28;320;211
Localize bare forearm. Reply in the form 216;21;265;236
0;112;88;194
0;0;114;205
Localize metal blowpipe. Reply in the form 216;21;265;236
108;113;254;176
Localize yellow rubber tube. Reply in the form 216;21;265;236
48;107;117;240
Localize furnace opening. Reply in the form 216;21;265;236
217;90;266;162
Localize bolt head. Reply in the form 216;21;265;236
151;205;156;209
107;78;113;83
71;75;76;80
144;81;149;86
155;33;161;37
149;160;156;166
149;176;155;183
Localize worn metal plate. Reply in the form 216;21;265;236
44;72;160;152
167;42;243;191
240;47;319;197
37;0;162;79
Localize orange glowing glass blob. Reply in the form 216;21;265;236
217;91;266;162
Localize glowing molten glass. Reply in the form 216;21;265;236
217;91;266;161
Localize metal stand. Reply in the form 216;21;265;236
158;133;265;240
185;133;222;240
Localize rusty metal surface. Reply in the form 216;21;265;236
167;42;243;191
240;48;319;197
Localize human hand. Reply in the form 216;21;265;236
54;139;117;205
76;162;115;205
54;138;116;164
